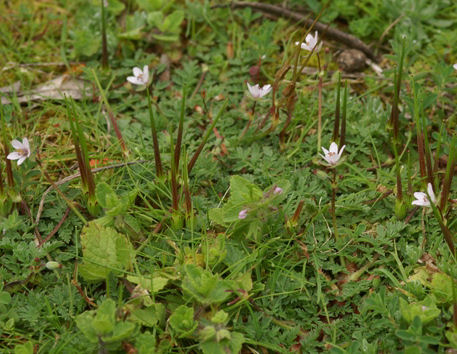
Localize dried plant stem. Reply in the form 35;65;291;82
36;154;87;225
36;160;148;224
146;87;163;177
440;135;457;212
240;101;256;139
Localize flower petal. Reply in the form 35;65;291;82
427;183;436;203
338;145;346;158
132;67;142;77
142;65;149;83
412;199;428;206
329;142;338;154
262;84;272;95
11;139;23;150
127;76;141;85
17;156;26;165
7;152;21;160
413;192;426;200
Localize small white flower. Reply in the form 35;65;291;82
238;209;248;219
273;187;283;195
127;65;149;86
7;138;31;166
412;183;436;207
320;142;345;166
295;31;322;52
453;63;457;70
247;82;272;99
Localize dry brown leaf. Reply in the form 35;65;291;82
1;74;91;104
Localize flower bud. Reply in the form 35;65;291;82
394;199;407;220
45;261;62;270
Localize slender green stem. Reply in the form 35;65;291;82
146;86;163;177
100;0;109;68
0;104;14;188
332;72;341;143
331;169;339;240
188;99;228;173
317;53;323;153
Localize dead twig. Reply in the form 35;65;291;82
213;2;380;62
35;160;149;225
38;207;70;247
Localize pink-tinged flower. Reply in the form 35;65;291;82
412;183;436;207
295;31;322;52
238;209;248;219
454;63;457;70
320;142;345;166
7;138;31;166
273;186;283;195
247;82;272;99
127;65;149;86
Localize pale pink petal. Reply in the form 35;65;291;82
453;64;457;70
127;76;141;85
7;152;21;160
427;183;436;203
338;145;346;159
262;84;272;95
413;192;426;200
132;67;142;77
142;65;149;83
329;142;339;154
412;199;427;206
11;139;23;149
17;156;26;165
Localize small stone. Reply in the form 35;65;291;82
337;49;367;72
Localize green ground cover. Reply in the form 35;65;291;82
1;0;457;352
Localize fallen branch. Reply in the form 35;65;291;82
213;1;379;62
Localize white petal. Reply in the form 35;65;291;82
329;142;339;154
11;139;23;150
319;153;331;165
22;138;30;156
7;152;21;160
17;156;26;165
262;84;272;95
338;145;346;158
321;147;329;155
412;199;428;206
127;76;141;85
142;65;149;83
132;67;142;77
427;183;436;203
454;64;457;70
414;192;426;200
